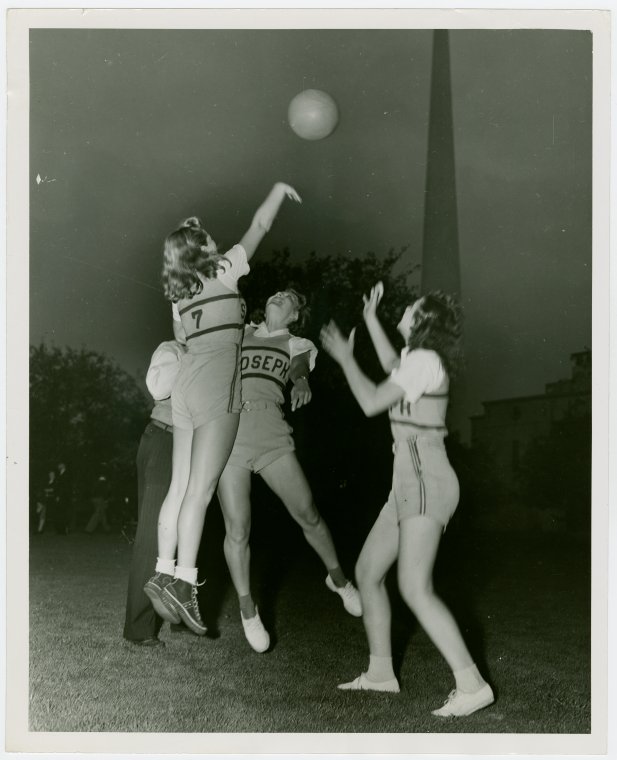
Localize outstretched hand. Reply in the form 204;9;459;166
320;321;356;367
255;183;302;232
276;182;302;204
362;281;384;320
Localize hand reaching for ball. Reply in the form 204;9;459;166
320;321;356;367
363;281;384;321
275;183;302;204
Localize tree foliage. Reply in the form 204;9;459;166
243;247;417;336
30;344;150;503
243;247;418;388
241;248;420;540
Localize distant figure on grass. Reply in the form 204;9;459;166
85;468;112;534
320;283;494;718
53;461;74;534
217;289;361;653
144;182;301;636
123;339;185;647
33;469;56;534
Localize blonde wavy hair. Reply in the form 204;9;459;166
161;217;229;302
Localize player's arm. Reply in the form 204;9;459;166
320;322;404;417
239;182;302;261
363;282;399;373
289;352;312;411
171;302;187;343
173;319;187;344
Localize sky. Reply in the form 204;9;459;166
29;27;592;436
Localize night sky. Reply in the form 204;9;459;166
29;28;592;435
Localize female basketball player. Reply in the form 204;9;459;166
216;289;361;652
320;284;494;718
144;182;301;635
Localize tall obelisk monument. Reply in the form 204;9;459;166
421;30;461;295
421;31;465;437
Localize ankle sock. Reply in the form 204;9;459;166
239;594;256;620
155;558;176;576
454;663;485;693
327;565;347;588
366;654;396;683
175;566;198;584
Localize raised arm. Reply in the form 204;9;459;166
240;182;302;261
320;322;404;417
362;282;399;373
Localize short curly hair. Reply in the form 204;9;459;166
285;288;310;334
407;291;463;376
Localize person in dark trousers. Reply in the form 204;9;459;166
33;469;56;534
123;340;186;647
85;469;112;533
53;462;73;534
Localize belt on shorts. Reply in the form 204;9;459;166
241;399;281;412
151;419;173;433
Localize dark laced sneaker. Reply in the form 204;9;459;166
144;572;180;624
164;579;207;636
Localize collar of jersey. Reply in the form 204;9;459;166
252;322;290;338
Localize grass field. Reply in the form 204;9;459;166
29;515;591;735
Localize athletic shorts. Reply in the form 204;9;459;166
226;402;295;472
172;344;242;430
380;435;459;529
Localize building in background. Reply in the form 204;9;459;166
470;349;591;489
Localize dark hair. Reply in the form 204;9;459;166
161;217;228;302
285;288;310;334
407;291;463;376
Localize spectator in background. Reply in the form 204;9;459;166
85;467;112;534
33;469;56;534
123;340;186;647
54;461;73;534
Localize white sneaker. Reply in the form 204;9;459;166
338;672;400;693
325;575;363;617
431;684;495;717
241;608;270;653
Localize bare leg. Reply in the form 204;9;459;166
397;516;473;673
218;464;270;652
157;427;193;559
355;507;400;658
259;453;340;571
176;413;239;568
217;465;253;599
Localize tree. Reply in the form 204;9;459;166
30;344;150;519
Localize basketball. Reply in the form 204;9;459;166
288;89;339;141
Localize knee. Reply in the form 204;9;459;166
294;501;321;531
399;576;434;613
184;478;218;509
355;557;384;591
225;520;250;548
